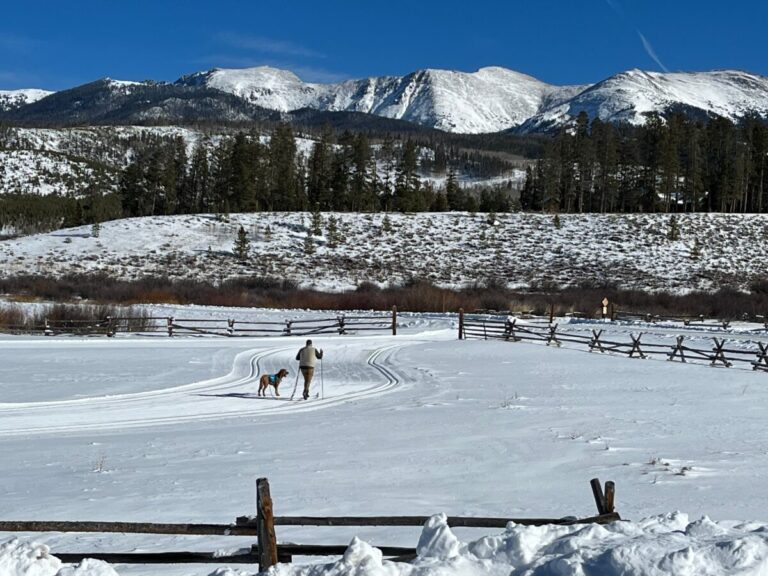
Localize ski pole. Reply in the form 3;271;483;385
290;370;300;400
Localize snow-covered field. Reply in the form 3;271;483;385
3;307;768;574
2;212;767;292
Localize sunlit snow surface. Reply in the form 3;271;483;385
2;212;767;291
2;309;768;574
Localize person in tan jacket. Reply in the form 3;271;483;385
296;339;324;400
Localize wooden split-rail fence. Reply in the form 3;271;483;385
458;310;768;373
8;307;400;338
0;477;621;571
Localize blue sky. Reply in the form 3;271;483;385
1;0;766;90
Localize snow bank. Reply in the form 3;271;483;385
5;515;768;575
0;538;117;576
269;513;768;576
0;538;60;576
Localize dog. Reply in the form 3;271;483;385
258;368;290;396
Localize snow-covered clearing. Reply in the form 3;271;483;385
2;212;768;292
2;308;768;574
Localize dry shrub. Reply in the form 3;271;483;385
0;305;26;329
2;274;768;319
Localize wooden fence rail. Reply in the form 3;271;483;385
1;477;621;571
3;308;400;338
460;312;768;373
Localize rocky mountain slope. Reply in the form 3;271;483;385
3;66;768;133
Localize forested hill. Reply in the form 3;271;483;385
521;112;768;214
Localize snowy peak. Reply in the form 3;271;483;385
0;89;54;111
177;66;312;111
175;65;578;133
3;66;768;133
520;69;768;132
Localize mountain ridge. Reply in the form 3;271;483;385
3;65;768;133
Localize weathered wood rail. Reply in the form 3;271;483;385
2;308;400;338
0;477;621;571
459;309;768;372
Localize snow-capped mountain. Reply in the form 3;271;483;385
3;66;768;133
0;89;54;111
519;69;768;132
178;65;585;133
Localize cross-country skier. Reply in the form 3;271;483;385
296;339;323;400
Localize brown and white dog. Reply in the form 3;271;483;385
258;368;290;397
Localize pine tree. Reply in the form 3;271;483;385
303;230;316;255
690;236;702;259
394;139;420;212
91;221;101;238
268;123;299;210
667;215;680;241
445;169;466;211
382;214;393;233
234;226;250;261
311;205;323;236
553;213;561;229
379;135;396;211
327;215;340;248
307;125;334;209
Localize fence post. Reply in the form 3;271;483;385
711;338;732;367
549;304;554;325
256;478;278;571
458;308;464;340
337;315;346;335
227;319;235;336
391;306;397;336
590;478;607;515
285;320;292;336
604;481;616;514
167;317;174;338
668;336;686;362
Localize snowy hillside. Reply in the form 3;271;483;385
521;69;768;132
0;126;206;198
2;309;768;574
2;212;766;291
0;88;53;111
0;150;111;196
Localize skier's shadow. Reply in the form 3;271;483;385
196;392;291;401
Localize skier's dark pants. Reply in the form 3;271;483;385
300;367;315;399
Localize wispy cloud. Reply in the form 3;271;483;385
216;32;325;59
602;0;670;73
0;32;40;53
637;31;669;73
603;0;624;17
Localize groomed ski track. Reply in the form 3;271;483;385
0;335;423;438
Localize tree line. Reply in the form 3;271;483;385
521;111;768;213
118;124;515;218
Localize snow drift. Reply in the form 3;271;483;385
6;513;768;575
0;538;117;576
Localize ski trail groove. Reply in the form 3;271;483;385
0;342;407;437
